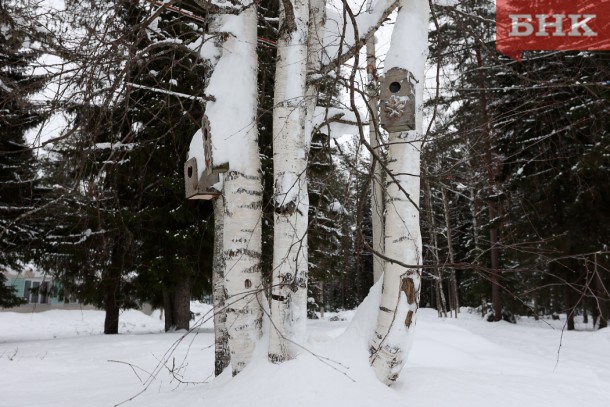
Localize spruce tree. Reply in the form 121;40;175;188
0;1;48;307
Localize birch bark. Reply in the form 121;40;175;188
196;3;264;375
268;0;311;363
212;195;230;376
369;0;429;385
366;34;385;284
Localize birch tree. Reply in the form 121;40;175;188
369;0;429;385
190;1;263;375
268;0;402;362
268;0;311;363
366;33;385;284
212;195;229;375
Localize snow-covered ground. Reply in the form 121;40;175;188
1;294;608;407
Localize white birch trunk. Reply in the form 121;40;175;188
369;0;429;386
212;195;230;376
366;34;385;284
304;0;325;128
205;4;263;376
268;0;311;363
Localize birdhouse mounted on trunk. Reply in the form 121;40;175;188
184;116;223;200
184;157;221;200
379;68;416;133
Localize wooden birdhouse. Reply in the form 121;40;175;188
184;157;221;200
379;68;416;133
184;116;223;200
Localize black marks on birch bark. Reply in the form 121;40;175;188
225;248;262;259
274;200;303;215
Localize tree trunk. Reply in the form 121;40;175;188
163;287;174;332
223;167;264;375
475;46;502;322
489;208;501;321
367;33;385;284
566;281;576;331
104;264;120;335
423;178;446;317
197;2;264;375
593;253;608;329
163;271;191;332
268;0;310;363
212;195;230;376
212;5;265;376
442;187;459;317
104;236;128;335
369;0;429;386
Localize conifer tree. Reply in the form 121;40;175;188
0;1;48;307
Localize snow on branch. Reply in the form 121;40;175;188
317;0;400;76
125;82;214;102
311;106;368;138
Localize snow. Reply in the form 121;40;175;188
190;7;259;174
311;106;363;138
1;295;609;407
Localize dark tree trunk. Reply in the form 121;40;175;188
490;218;501;322
594;262;608;329
163;287;174;332
475;47;502;322
163;271;191;332
104;237;129;335
104;267;120;334
173;273;191;330
565;273;576;331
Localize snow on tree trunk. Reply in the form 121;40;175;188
369;0;429;386
212;195;230;376
268;0;311;363
197;3;263;375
